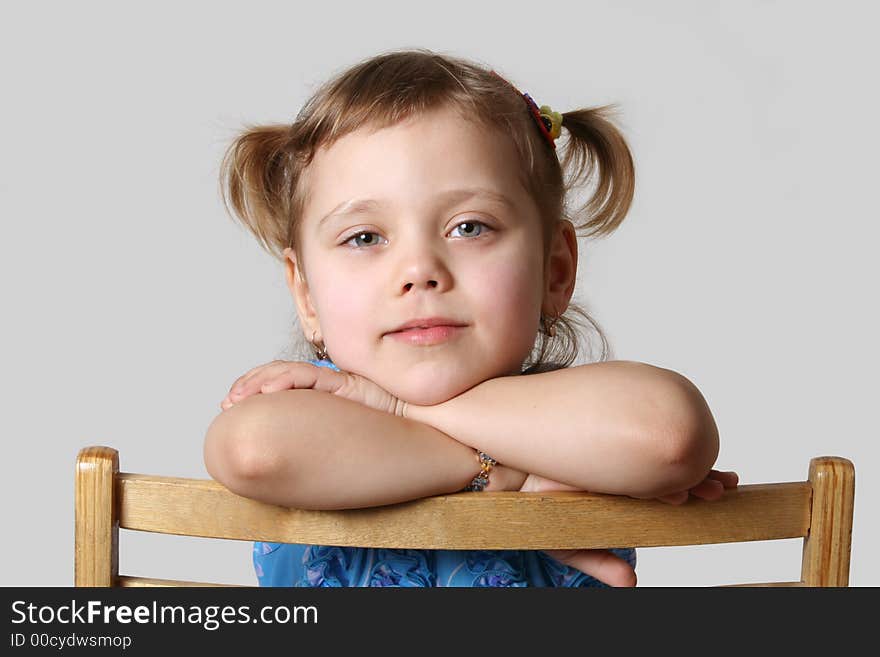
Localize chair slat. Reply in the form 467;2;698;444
119;576;806;588
117;575;243;588
715;581;804;587
117;473;811;549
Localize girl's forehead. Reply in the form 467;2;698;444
306;109;524;214
317;110;503;163
322;104;490;148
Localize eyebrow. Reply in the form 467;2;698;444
317;187;516;228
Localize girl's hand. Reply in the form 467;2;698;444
647;469;739;505
517;473;638;587
220;360;405;417
514;470;738;586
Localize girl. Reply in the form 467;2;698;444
203;48;738;587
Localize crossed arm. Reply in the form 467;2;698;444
203;360;720;510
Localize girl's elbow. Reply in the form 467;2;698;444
660;377;721;483
664;424;719;489
638;421;718;498
204;410;285;495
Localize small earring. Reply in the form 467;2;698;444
541;313;559;338
310;330;328;360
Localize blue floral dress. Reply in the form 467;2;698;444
253;358;636;587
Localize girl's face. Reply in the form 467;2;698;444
285;104;575;406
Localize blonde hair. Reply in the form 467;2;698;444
219;47;635;373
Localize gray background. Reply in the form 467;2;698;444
2;0;876;586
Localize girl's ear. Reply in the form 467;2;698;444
542;220;578;314
283;247;321;339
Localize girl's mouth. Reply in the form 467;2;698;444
385;325;466;346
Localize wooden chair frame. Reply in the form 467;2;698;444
75;446;855;587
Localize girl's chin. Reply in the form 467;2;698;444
392;380;475;407
388;363;523;406
396;387;468;407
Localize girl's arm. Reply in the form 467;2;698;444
206;359;718;508
203;388;523;510
404;360;720;498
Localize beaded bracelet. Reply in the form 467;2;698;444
462;451;497;492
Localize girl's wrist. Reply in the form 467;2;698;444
401;400;429;423
404;401;528;491
483;463;529;492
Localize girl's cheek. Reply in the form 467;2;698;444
317;278;382;360
323;292;372;333
478;261;544;355
488;259;543;310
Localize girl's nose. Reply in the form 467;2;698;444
403;279;439;291
397;251;452;294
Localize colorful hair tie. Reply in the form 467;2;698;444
490;70;562;149
522;93;562;148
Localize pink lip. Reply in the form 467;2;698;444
386;325;465;346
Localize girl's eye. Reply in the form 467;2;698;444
341;221;492;249
343;231;385;248
449;221;490;239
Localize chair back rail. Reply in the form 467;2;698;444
74;446;855;587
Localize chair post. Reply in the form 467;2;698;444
800;456;855;586
75;446;119;587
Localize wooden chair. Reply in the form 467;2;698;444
74;446;855;587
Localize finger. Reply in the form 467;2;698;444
543;549;637;587
258;363;347;396
707;470;739;488
656;490;689;505
687;477;724;501
258;369;314;393
307;366;350;395
231;361;297;398
519;474;583;493
234;359;309;392
228;360;284;394
223;362;296;407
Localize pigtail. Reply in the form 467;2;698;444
521;104;634;374
219;124;295;262
559;105;635;239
